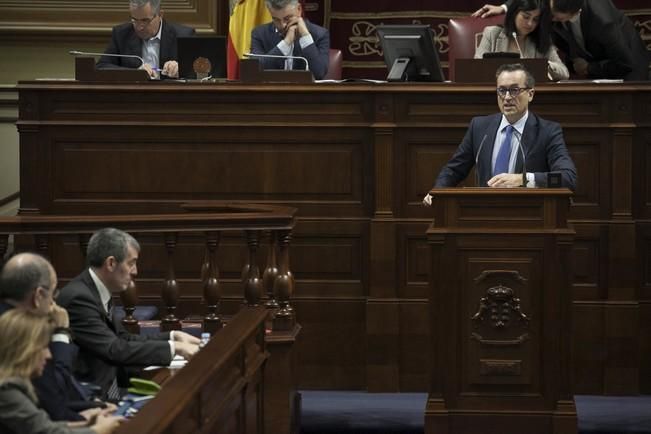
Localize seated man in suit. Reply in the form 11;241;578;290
0;253;112;421
473;0;650;81
250;0;330;79
58;228;200;400
423;63;576;205
97;0;195;78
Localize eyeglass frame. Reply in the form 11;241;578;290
39;285;60;300
130;15;158;26
496;86;533;98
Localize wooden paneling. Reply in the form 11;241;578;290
0;0;225;38
16;81;651;395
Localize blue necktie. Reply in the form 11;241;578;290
494;125;513;176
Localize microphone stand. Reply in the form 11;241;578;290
243;52;310;71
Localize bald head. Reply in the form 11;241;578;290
0;253;57;310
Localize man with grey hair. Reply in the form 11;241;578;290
250;0;330;79
58;228;200;400
97;0;195;78
0;253;111;421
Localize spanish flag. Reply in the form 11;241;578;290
227;0;271;79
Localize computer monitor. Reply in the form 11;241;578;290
177;36;227;79
376;25;445;82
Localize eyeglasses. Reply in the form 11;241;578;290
496;86;532;98
40;285;60;300
130;15;157;25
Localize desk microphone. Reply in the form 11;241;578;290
243;52;310;71
512;32;524;58
475;134;489;187
68;50;146;68
512;128;528;187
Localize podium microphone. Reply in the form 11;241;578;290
512;32;524;58
512;129;528;187
243;52;310;71
68;50;145;68
474;134;489;187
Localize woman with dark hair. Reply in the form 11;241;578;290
475;0;569;80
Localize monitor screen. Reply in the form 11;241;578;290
177;36;227;79
376;25;445;82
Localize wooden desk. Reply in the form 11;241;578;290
115;306;268;434
16;80;651;395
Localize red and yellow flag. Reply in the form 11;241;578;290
227;0;271;79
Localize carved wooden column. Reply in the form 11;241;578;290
202;231;222;334
33;234;49;258
272;230;295;331
161;232;181;331
243;230;262;306
263;231;280;324
0;235;8;262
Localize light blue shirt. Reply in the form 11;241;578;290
142;20;163;69
491;111;535;187
275;27;315;70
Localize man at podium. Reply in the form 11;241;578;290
97;0;195;78
423;63;576;205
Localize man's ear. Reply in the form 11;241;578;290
528;89;535;102
32;287;44;310
105;256;117;272
159;9;164;19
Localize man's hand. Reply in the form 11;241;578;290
140;63;158;79
572;58;589;77
487;173;523;188
422;194;433;206
91;414;125;434
174;341;199;360
283;23;298;44
50;304;69;328
161;60;179;78
173;330;200;345
472;4;505;18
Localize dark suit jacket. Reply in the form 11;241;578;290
250;21;330;79
0;302;87;421
57;270;172;396
434;112;577;190
96;20;195;70
506;0;649;80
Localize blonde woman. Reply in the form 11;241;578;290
0;309;123;434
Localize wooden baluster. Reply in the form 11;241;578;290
161;232;181;331
272;230;295;331
78;234;90;259
263;231;280;323
203;231;222;334
120;280;140;334
243;230;262;306
34;234;49;258
0;234;9;262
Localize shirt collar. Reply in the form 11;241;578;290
499;110;529;137
89;267;112;314
148;19;163;41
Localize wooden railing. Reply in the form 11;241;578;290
0;203;300;433
0;203;297;333
115;305;269;434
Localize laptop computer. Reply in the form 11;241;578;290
177;36;227;80
454;57;550;83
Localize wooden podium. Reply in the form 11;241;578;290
425;188;577;434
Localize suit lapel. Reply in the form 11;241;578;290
515;114;538;173
479;115;501;186
82;270;116;329
160;20;174;65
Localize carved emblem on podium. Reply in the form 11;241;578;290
472;284;530;328
470;271;531;346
